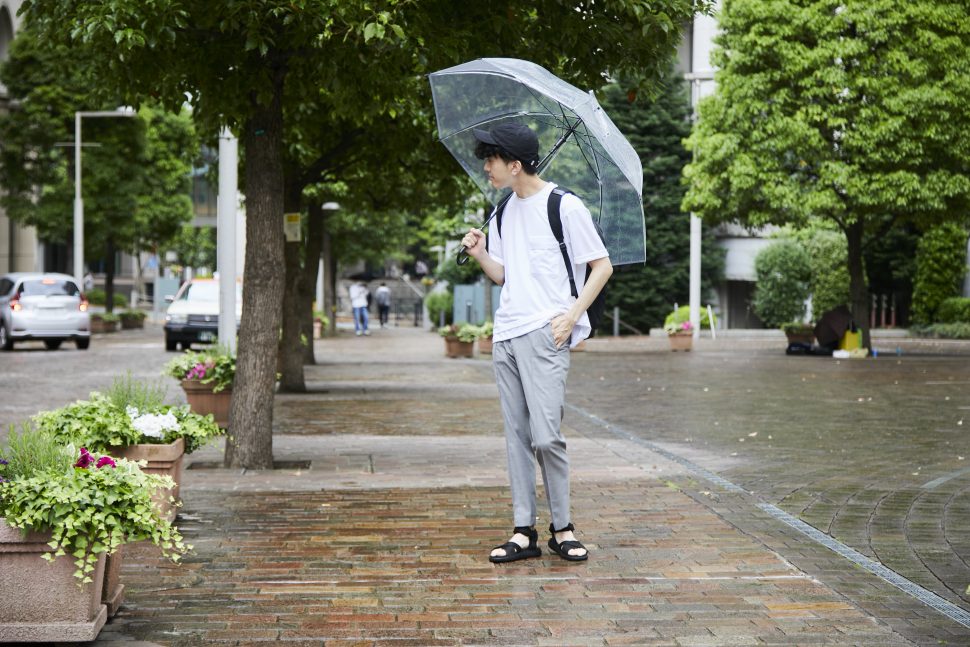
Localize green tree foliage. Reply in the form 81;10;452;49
789;226;850;318
683;0;970;347
0;25;197;310
752;240;811;327
911;223;969;324
21;0;711;468
598;72;724;334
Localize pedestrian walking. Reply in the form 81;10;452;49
461;124;612;563
349;281;370;336
375;282;391;328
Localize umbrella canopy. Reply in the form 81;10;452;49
429;58;645;266
814;305;854;348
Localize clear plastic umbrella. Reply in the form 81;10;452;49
429;57;645;266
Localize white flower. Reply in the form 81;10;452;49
128;409;180;440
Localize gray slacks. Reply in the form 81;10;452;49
492;324;571;530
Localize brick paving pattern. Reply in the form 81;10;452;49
3;325;969;645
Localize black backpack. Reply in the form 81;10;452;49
492;187;607;337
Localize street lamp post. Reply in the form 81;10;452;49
73;108;136;287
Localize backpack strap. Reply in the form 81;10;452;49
547;188;578;298
488;192;513;253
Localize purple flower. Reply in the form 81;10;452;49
74;447;95;469
95;456;117;469
0;458;8;465
186;362;209;380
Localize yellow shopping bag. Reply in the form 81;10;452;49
839;329;862;350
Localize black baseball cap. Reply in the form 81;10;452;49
473;123;540;168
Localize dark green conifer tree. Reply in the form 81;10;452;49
599;71;724;334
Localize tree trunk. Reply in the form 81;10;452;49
846;219;870;350
104;238;116;314
301;201;323;365
278;181;307;393
223;90;285;470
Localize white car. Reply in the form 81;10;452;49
0;272;90;351
163;278;241;351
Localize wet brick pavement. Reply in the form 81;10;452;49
2;324;970;645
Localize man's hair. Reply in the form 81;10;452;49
473;141;538;175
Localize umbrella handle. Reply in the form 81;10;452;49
454;195;510;266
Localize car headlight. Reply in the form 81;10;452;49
166;313;188;324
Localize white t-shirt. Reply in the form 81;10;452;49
349;283;369;308
488;182;608;348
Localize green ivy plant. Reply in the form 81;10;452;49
164;345;236;393
0;429;189;585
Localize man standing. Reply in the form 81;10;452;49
349;281;370;336
461;123;612;563
375;282;391;328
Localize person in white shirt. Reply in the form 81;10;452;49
349;281;370;336
461;123;612;563
375;282;391;328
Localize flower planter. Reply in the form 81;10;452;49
89;317;119;334
109;438;185;523
181;379;231;429
120;316;145;330
102;545;125;618
444;336;474;358
785;331;814;345
478;335;493;354
0;519;108;642
668;333;693;352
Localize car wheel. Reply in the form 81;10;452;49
75;337;90;350
181;341;192;351
44;340;63;350
0;323;12;351
166;337;178;352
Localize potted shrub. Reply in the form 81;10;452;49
312;311;330;339
781;321;815;345
476;320;494;354
439;323;478;358
119;309;147;330
663;306;717;352
164;346;236;428
89;312;120;334
664;319;694;351
33;374;223;523
0;428;188;641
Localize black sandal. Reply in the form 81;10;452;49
548;523;589;562
489;526;542;563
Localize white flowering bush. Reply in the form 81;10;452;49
127;407;181;440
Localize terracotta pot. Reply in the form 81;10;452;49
102;545;125;618
478;336;493;354
668;333;693;352
181;379;232;429
0;518;107;642
444;336;474;358
109;438;185;523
